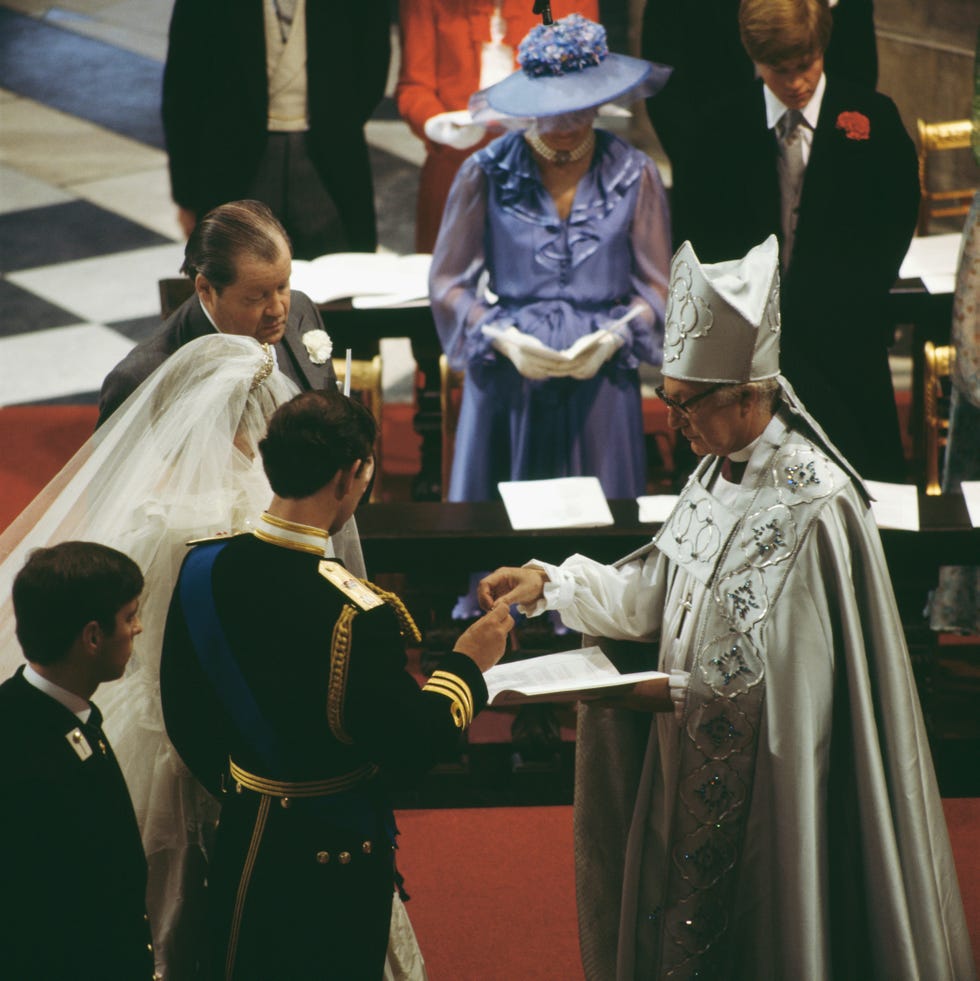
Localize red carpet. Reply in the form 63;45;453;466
0;404;100;532
397;801;978;980
395;806;582;980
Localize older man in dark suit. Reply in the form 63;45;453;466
671;0;918;481
97;200;338;428
0;542;157;981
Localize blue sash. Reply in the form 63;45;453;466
179;541;394;841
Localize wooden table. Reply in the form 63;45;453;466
358;493;977;732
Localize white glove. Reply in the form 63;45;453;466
424;110;487;150
483;324;571;380
563;329;625;380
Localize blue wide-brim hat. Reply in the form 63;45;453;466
470;14;671;121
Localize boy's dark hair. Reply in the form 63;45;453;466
12;541;143;665
739;0;832;66
259;390;377;498
181;199;292;291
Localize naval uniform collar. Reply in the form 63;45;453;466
252;511;330;556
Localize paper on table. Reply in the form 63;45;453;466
961;481;980;528
898;234;959;294
498;476;614;530
483;646;668;705
289;252;432;305
865;480;920;531
637;494;679;523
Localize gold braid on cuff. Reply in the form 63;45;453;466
423;670;475;729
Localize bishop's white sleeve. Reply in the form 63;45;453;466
520;549;668;642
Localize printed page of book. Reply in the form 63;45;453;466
498;476;614;530
484;646;668;706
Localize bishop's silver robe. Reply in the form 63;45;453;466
528;412;975;981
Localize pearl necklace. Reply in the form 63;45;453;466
524;128;596;166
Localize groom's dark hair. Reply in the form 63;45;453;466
181;199;291;291
13;542;143;665
259;390;377;499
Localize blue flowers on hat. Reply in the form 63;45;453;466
518;14;608;78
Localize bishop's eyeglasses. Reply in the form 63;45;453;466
654;382;728;416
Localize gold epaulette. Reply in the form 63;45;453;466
423;670;476;730
318;561;384;611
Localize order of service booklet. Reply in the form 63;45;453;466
483;646;668;706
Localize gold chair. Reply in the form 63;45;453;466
923;341;956;496
916;118;975;235
439;354;465;500
334;354;384;501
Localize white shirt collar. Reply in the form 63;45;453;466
23;664;93;723
763;72;826;132
198;295;220;332
731;412;788;462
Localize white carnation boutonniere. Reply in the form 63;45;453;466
302;329;333;365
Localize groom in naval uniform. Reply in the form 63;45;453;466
97;199;338;428
670;0;918;482
161;389;514;979
0;542;158;980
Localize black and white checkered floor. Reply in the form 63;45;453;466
0;2;425;407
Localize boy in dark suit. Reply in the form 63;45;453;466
671;0;919;481
0;542;157;981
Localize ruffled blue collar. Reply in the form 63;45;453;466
474;129;644;225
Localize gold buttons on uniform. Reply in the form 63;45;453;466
361;841;372;855
280;797;290;809
235;782;243;794
339;851;351;865
316;851;330;864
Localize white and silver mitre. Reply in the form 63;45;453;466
662;234;781;384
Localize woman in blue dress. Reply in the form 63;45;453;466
429;14;673;502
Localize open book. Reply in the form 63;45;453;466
483;646;668;706
289;252;432;306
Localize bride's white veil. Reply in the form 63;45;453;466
0;332;367;680
1;334;297;679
